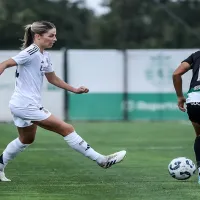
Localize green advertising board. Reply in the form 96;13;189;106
69;93;188;120
67;49;194;121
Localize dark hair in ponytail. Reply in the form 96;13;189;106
21;21;56;50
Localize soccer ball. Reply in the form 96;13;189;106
168;157;196;180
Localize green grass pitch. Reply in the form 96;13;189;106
0;121;199;200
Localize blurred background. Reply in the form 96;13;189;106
0;0;199;122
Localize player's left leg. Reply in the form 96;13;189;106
0;124;37;181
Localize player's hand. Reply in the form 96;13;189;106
75;86;89;94
178;96;186;112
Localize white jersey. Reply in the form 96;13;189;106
9;44;54;107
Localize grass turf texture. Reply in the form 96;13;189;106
0;122;198;200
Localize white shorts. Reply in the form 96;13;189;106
9;104;51;127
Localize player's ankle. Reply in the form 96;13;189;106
0;163;5;172
96;155;106;164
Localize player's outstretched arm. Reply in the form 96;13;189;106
45;71;89;94
0;59;17;75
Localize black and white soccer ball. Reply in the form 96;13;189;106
168;157;196;180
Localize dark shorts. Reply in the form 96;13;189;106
187;102;200;124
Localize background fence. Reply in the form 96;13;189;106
0;49;195;121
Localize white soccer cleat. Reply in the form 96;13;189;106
0;171;11;182
98;150;126;169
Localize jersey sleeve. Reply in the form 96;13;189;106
11;51;31;65
181;54;194;65
44;53;54;73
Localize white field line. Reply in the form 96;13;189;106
0;182;131;187
0;146;184;152
179;121;192;125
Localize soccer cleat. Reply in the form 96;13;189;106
0;171;11;182
98;150;126;169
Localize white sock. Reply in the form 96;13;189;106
0;138;30;171
64;131;105;162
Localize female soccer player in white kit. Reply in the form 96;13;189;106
0;21;126;181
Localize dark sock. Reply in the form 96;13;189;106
194;136;200;169
0;154;4;165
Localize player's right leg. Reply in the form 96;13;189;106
187;103;200;184
0;124;37;181
191;121;200;184
33;114;126;169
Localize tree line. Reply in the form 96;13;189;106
0;0;200;49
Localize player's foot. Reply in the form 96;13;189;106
97;150;126;169
0;171;11;182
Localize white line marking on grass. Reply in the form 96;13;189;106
147;146;183;150
179;121;191;126
0;182;131;188
0;146;184;152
